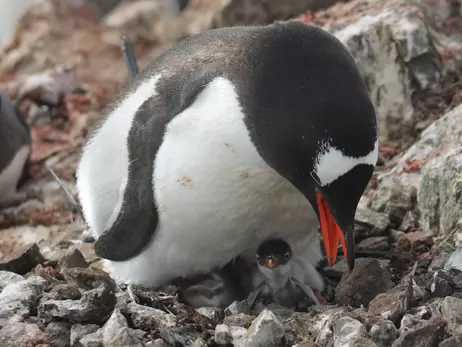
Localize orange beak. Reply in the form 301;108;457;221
265;259;279;268
315;189;348;267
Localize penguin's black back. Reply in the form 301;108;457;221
93;21;377;262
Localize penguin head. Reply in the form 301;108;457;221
256;238;293;278
245;23;379;271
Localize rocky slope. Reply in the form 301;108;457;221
1;0;462;346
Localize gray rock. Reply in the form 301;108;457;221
0;316;52;346
332;316;368;346
370;319;399;347
356;237;390;251
439;296;462;335
0;277;45;326
368;280;413;323
47;284;82;301
237;309;285;347
215;324;232;345
223;313;255;328
400;314;425;334
196;307;224;325
329;1;443;142
44;321;71;347
426;271;453;298
419;147;462;240
445;245;462;272
59;247;89;269
123;302;176;330
439;334;462;347
80;309;144;347
335;258;394;308
373;104;462;242
391;315;446;347
370;178;416;228
430;252;451;271
38;284;116;324
0;243;45;275
0;272;24;292
146;339;168;347
354;208;391;239
70;324;99;346
229;325;247;345
225;300;251;316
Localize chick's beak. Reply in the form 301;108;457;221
265;259;279;269
315;189;349;268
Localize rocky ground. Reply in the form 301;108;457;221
1;0;462;346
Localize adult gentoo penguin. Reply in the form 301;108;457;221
76;20;378;290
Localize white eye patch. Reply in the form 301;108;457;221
312;139;379;187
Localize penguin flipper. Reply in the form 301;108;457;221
94;95;166;262
289;277;320;305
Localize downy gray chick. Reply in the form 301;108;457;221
247;238;323;310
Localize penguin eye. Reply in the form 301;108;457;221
284;252;290;260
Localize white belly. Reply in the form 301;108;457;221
78;75;323;288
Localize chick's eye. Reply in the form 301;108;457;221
284;252;290;260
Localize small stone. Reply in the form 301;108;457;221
48;284;82;300
335;258;394;308
439;334;462;347
146;339;167;347
225;300;251;316
0;277;45;325
0;243;45;275
59;248;88;269
430;252;451;271
237;309;285;347
215;324;232;345
229;326;247;345
357;237;390;251
80;309;144;347
368;281;413;323
399;231;434;251
426;271;453;298
391;315;446;347
223;313;255;328
354;207;390;238
445;245;462;272
38;284;116;324
123;302;176;330
0;317;52;346
370;319;399;347
400;314;425;333
60;267;117;291
439;296;462;335
332;316;368;346
44;321;71;347
196;307;224;325
0;271;24;291
70;324;99;346
160;326;202;346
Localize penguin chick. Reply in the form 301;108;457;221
247;239;323;310
0;91;31;207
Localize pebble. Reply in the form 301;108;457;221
425;271;453;297
370;319;399;347
0;277;46;325
0;243;45;275
0;316;52;346
80;309;145;347
439;296;462;335
332;316;368;347
123;301;176;330
335;258;394;308
439;334;462;347
368;280;413;323
44;321;71;347
391;315;446;347
225;300;251;316
38;284;116;324
196;307;224;325
215;324;232;345
445;246;462;272
223;313;255;328
237;309;285;347
70;323;100;346
59;247;88;269
0;271;24;291
356;237;390;251
354;207;391;238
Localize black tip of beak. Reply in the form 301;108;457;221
346;227;355;271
